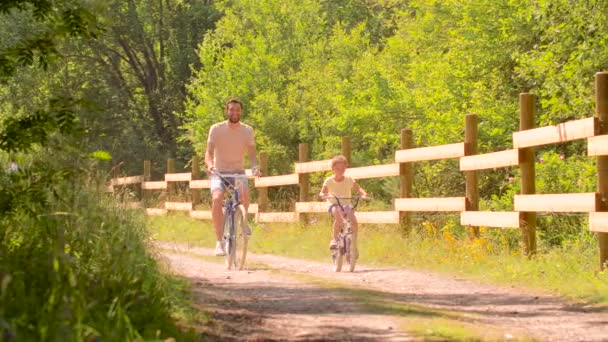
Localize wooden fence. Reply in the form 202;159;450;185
107;72;608;270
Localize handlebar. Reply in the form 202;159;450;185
213;172;249;178
208;166;260;177
211;171;248;193
320;194;371;210
320;194;371;201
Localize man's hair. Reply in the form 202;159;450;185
225;98;243;110
331;155;348;168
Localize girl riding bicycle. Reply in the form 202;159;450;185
319;155;368;251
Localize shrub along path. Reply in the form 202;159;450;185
158;242;608;341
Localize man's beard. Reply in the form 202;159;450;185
228;116;240;123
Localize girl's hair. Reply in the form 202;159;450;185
331;155;348;168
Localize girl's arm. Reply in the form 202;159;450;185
319;185;330;199
353;183;368;197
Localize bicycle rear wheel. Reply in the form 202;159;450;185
233;205;249;270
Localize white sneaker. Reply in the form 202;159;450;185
214;241;225;256
329;239;338;250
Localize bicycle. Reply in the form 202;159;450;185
327;195;364;273
213;171;250;270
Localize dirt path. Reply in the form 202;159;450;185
157;242;608;342
162;252;413;341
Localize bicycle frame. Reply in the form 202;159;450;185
332;196;361;222
329;195;362;272
213;172;251;270
213;172;246;237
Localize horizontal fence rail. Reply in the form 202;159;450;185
107;72;608;270
394;197;467;212
294;159;332;173
254;174;299;187
514;193;602;213
460;211;521;229
588;135;608;156
512;117;598;148
395;142;465;162
459;149;520;171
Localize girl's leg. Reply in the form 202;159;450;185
330;206;344;248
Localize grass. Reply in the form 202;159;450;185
149;213;608;306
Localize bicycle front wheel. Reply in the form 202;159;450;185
333;237;344;272
223;207;235;270
347;234;357;272
233;205;249;270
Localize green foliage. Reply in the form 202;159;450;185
0;0;220;175
0;97;79;152
0;150;198;340
0;1;99;160
2;0;608;334
184;0;608;241
481;150;597;247
0;1;218;339
90;150;111;161
0;0;100;77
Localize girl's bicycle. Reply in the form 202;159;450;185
214;172;250;270
328;195;364;273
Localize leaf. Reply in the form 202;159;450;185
90;151;112;161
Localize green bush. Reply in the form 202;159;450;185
0;150;197;341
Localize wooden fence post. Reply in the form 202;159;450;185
596;71;608;270
519;93;537;256
341;136;352;164
258;152;269;216
167;158;175;202
191;155;201;207
299;144;310;224
465;114;479;238
111;163;121;200
399;129;413;233
143;160;151;206
112;162;121;180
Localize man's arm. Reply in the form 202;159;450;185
248;144;259;175
205;141;215;174
247;127;260;176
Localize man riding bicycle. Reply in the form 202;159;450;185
205;98;260;256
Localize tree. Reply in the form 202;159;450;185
86;0;219;160
1;0;220;174
0;0;100;152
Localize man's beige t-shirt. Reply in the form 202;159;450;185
323;176;355;205
207;121;254;172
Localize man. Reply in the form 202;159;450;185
205;98;259;256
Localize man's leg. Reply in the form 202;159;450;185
211;188;225;255
211;189;225;240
